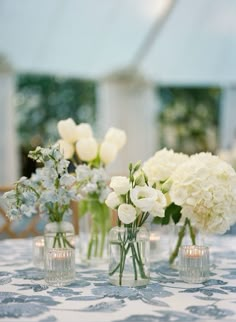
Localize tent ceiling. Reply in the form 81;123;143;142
0;0;236;85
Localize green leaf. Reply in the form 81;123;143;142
152;202;182;225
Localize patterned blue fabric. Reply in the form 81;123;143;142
0;236;236;321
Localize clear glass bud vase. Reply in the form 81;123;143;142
44;221;76;286
78;203;111;265
108;226;150;287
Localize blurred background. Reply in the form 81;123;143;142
0;0;236;184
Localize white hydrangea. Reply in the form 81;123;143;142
169;152;236;234
143;148;189;185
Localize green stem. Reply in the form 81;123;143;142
187;218;196;245
169;218;188;265
131;244;138;281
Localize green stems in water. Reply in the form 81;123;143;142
169;217;196;265
52;232;74;249
109;227;148;286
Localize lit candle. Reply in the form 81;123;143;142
44;248;75;286
178;245;210;283
32;236;45;269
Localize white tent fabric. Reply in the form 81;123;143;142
0;0;236;180
0;0;236;85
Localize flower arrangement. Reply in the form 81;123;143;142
1;146;79;248
143;149;236;265
105;161;166;286
57;118;126;166
56;118;127;261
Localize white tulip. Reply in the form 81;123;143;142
105;192;121;209
76;137;98;162
104;127;127;150
130;186;158;212
99;141;118;165
57;118;78;143
118;203;136;224
110;176;130;195
76;123;93;140
57;139;74;159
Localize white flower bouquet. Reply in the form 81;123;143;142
144;149;236;265
56;118;127;262
105;161;166;286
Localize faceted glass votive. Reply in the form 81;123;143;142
32;236;44;269
178;245;210;283
44;248;75;287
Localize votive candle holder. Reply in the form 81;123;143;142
178;245;210;283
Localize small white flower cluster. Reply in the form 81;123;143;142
75;165;111;203
105;163;166;225
57;118;126;165
169;152;236;234
1;146;79;222
143;148;189;186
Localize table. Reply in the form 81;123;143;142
0;236;236;322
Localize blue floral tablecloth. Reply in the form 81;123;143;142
0;236;236;322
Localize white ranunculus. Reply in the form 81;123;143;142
105;192;121;209
76;137;98;162
99;141;118;165
130;186;158;212
76;123;93;140
104;127;127;150
110;176;130;195
57;118;78;143
57;139;74;159
118;203;136;224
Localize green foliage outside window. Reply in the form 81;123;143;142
16;74;96;176
158;87;220;154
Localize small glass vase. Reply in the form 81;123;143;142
78;201;111;265
44;221;76;286
108;226;150;287
169;218;203;268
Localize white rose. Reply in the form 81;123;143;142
130;186;158;212
99;141;118;165
57;118;78;143
110;176;130;195
76;123;93;140
76;137;98;162
104;127;127;150
105;192;121;209
118;203;136;224
57;139;74;159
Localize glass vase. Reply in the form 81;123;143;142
44;221;76;286
78;201;111;265
108;226;150;287
168;218;203;268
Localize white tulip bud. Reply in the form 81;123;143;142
99;141;118;165
57;139;74;159
76;137;98;162
57;118;78;143
104;127;127;150
76;123;93;140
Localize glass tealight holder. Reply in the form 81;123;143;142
32;236;45;269
178;245;210;283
